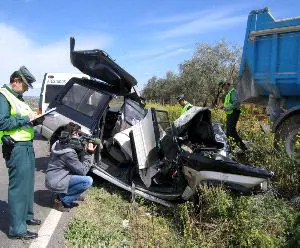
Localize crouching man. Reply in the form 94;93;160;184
45;122;96;211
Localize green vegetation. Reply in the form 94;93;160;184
142;40;241;107
65;104;300;248
65;182;181;247
24;96;39;111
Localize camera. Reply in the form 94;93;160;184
59;131;102;151
78;132;102;146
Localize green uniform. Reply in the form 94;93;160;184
0;84;35;236
181;102;193;114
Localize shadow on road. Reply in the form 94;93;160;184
0;200;9;235
0;190;54;235
34;190;54;208
35;157;50;173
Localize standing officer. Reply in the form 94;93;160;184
177;94;193;115
219;80;247;151
0;66;41;240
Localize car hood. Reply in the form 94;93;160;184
70;37;137;95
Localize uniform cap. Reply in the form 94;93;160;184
218;79;228;87
176;94;185;101
17;66;36;88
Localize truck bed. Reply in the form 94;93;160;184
238;8;300;109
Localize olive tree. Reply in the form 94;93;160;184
141;40;241;107
179;40;241;107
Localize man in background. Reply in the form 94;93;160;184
177;94;193;115
219;80;247;152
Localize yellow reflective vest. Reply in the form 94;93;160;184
224;88;237;115
181;103;193;114
0;87;34;143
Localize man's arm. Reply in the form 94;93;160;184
0;94;30;131
65;151;92;176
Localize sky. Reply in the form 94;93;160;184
0;0;299;96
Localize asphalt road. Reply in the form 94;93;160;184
0;133;73;248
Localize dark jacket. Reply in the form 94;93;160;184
45;141;92;193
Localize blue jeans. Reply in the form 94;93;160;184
59;175;93;207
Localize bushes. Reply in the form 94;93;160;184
237;107;299;198
146;103;181;122
174;186;299;247
211;105;299;198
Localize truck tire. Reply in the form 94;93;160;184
275;113;300;163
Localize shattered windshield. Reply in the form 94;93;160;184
154;110;170;131
123;98;146;125
62;83;106;117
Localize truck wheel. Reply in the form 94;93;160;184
275;113;300;163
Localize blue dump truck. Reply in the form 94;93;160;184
238;8;300;161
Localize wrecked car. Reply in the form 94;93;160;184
39;37;274;207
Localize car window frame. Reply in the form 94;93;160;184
122;97;146;125
49;78;112;131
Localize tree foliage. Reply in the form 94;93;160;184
141;40;242;107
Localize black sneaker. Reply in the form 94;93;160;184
54;199;70;212
8;231;38;240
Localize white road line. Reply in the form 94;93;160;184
29;209;63;248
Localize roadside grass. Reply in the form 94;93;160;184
65;179;181;247
65;182;132;247
66;182;300;247
65;104;300;247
